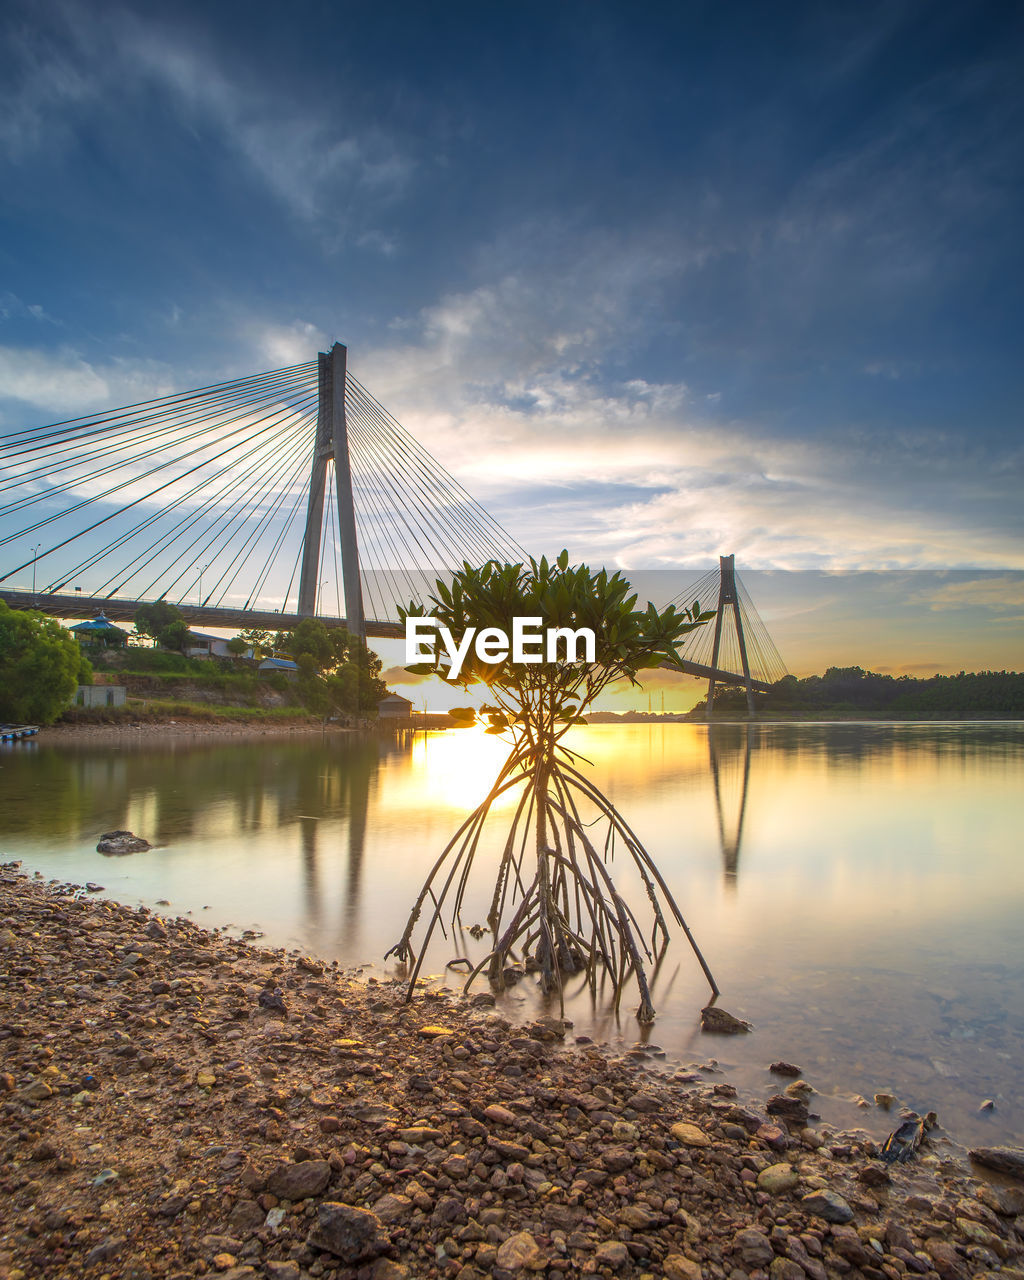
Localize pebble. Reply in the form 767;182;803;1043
306;1202;390;1263
495;1230;546;1270
800;1189;854;1223
757;1163;800;1195
2;870;1023;1280
670;1121;711;1147
594;1240;630;1268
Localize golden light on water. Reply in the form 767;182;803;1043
3;723;1023;1146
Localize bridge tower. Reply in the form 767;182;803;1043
705;554;755;719
297;343;364;637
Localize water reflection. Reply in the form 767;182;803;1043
3;722;1024;1147
708;725;752;882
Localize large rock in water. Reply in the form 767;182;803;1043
96;830;151;855
969;1146;1024;1180
700;1005;751;1034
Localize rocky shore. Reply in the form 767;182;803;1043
2;868;1023;1280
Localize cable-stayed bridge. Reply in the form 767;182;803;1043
0;343;785;709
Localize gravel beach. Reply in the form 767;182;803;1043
2;867;1023;1280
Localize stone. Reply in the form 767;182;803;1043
266;1159;331;1200
96;830;151;855
766;1094;810;1125
197;1069;216;1087
370;1263;409;1280
768;1259;807;1280
731;1228;774;1268
594;1240;630;1268
978;1182;1024;1216
769;1060;802;1076
495;1231;546;1271
700;1005;750;1033
396;1126;443;1144
664;1254;703;1279
307;1202;390;1264
620;1205;660;1229
800;1189;853;1223
857;1162;891;1187
418;1024;453;1038
227;1200;265;1233
265;1264;301;1280
84;1238;124;1268
17;1080;53;1102
757;1163;800;1194
923;1238;965;1279
757;1123;789;1151
258;988;288;1016
625;1091;662;1113
670;1121;711;1147
484;1103;516;1125
372;1193;413;1223
601;1145;634;1172
969;1146;1024;1179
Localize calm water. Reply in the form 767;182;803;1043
2;722;1022;1149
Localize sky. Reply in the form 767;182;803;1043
1;0;1022;696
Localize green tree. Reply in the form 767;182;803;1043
0;601;92;725
387;553;718;1021
237;627;273;659
133;601;192;651
225;636;250;660
282;620;387;719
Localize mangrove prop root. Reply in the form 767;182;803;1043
389;738;718;1016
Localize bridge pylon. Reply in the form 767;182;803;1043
297;343;364;636
706;554;755;719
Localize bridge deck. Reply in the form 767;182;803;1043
1;589;770;692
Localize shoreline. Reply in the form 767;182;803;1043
2;870;1023;1280
34;720;363;746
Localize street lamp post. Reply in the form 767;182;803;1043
31;544;40;600
199;563;210;607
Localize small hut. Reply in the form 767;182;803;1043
70;612;128;648
378;693;413;719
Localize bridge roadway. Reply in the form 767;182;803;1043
0;588;771;692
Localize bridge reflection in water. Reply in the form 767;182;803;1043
708;724;753;884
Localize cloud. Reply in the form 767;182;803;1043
244;320;328;369
380;664;428;687
0;345;176;414
0;16;96;159
348;257;1023;572
917;576;1024;612
0;292;60;325
0;4;414;231
121;29;415;222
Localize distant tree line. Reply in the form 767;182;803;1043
690;666;1024;720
